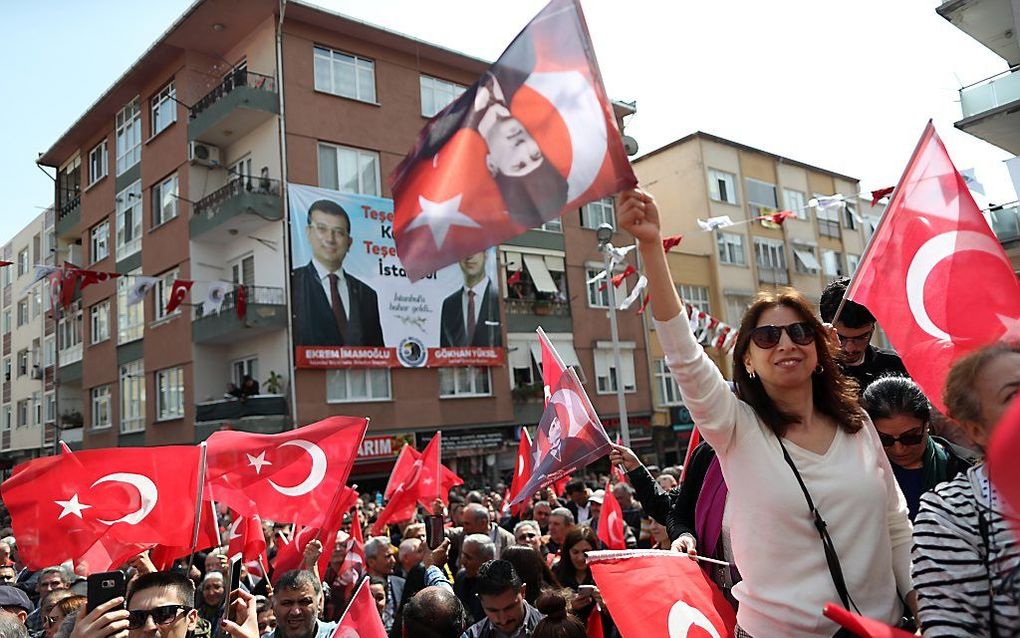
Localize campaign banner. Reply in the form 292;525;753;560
288;184;504;368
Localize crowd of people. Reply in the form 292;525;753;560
0;189;1014;638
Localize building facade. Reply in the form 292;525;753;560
35;0;651;486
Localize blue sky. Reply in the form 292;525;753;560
3;0;1016;246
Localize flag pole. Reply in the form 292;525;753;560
336;573;369;625
186;442;209;575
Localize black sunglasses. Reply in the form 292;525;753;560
126;605;191;630
749;322;816;349
878;428;926;447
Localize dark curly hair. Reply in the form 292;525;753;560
732;288;865;436
819;276;875;328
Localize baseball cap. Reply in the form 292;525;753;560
0;585;33;613
589;490;605;505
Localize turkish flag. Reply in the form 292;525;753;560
822;603;915;638
846;122;1020;412
333;577;387;638
150;498;222;570
227;513;269;572
334;516;367;587
539;327;567;404
597;481;627;550
165;279;193;314
204;416;369;525
371;434;446;533
588;550;736;638
60;264;81;308
236;285;247;320
506;428;533;516
507;268;523;286
988;395;1020;535
870;186;895;207
78;268;120;291
392;0;636;281
510;367;611;505
1;446;202;570
586;604;605;638
383;438;463;507
271;486;358;580
662;235;684;252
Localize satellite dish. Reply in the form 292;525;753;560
623;135;639;157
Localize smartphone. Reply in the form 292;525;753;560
578;584;597;598
216;558;241;638
424;515;444;550
87;571;126;613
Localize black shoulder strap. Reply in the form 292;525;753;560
778;438;860;613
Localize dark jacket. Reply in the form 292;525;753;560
453;570;484;626
627;441;718;541
460;600;542;638
440;279;501;347
841;345;908;393
291;262;384;346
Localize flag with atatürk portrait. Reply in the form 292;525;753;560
393;0;636;281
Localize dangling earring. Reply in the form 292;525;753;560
814;364;824;375
748;370;757;379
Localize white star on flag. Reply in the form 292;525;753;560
55;493;92;520
998;314;1020;341
407;195;481;249
247;451;272;474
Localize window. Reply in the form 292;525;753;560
91;385;111;430
150;81;177;136
31;290;41;319
754;238;788;284
677;284;710;314
231;357;259;388
822;250;844;277
844;203;858;230
708;169;738;205
45;393;55;424
90;220;109;263
90;301;110;344
1;266;9;287
1;406;10;434
156;367;184;421
2;358;9;382
420;75;466;117
16;350;28;376
16;300;27;327
151;174;178;226
115;98;142;175
317;143;380;196
717;232;746;266
593;346;636;394
16;400;28;428
117;269;144;343
439;367;492;398
230;156;253;188
116;180;142;259
654;358;682;406
120;360;145;433
58;302;83;363
88;139;108;185
313;46;376;102
745;178;778;218
793;246;820;274
725;294;753;325
230;255;255;286
2;310;10;334
154;268;180;321
32;392;41;426
815;195;842;238
17;249;28;277
783;188;807;219
539;218;562;232
581;198;615;230
586;267;609;308
326;369;392;402
43;337;55;367
847;253;861;274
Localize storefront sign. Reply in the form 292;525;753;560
356;433;415;460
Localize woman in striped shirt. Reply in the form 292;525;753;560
912;342;1020;636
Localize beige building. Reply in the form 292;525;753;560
633;132;871;458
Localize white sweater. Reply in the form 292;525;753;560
656;312;913;638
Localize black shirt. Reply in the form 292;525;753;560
841;345;908;393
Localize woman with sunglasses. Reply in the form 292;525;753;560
615;189;915;638
861;376;974;521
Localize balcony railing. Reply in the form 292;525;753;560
505;298;571;316
194;177;281;219
196;394;288;424
193;285;286;317
191;70;277;119
960;66;1020;118
757;266;790;285
59;343;82;366
58;195;80;221
989;202;1020;243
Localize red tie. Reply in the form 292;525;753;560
328;274;348;339
467;290;477;339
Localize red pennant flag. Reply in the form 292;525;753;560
597;481;626;550
60;265;80;308
204;416;369;524
150;498;221;571
662;235;683;252
165;279;193;315
1;446;202;570
822;603;916;638
714;326;732;350
636;294;651;315
372;472;423;535
227;513;268;571
507;268;523;287
510;367;611;505
588;550;736;638
870;186;895;207
759;210;796;226
610;436;628;485
846;122;1020;412
586;604;605;638
0;261;10;267
988;395;1020;535
598;264;636;291
506;428;533;516
333;577;388;638
335;516;367;587
236;285;247;320
272;486;358;580
383;441;463;507
392;0;637;281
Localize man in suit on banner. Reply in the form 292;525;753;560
292;199;384;346
440;252;501;347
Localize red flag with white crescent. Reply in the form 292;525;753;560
392;0;636;280
597;481;626;551
846;122;1020;412
165;279;194;315
333;577;388;638
506;428;533;516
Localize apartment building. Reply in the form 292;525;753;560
633;132;871;461
37;0;651;484
936;0;1020;271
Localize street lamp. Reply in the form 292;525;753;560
596;223;631;448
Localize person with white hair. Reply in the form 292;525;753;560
363;537;404;632
512;520;543;555
397;538;425;576
453;535;495;626
444;504;514;572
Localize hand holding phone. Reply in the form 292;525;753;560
424;515;444;551
577;584;597;598
86;572;126;613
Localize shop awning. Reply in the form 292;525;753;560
794;249;820;271
529;338;581;370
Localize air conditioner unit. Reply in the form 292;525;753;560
30;367;42;380
189;142;222;168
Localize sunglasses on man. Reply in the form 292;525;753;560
126;604;191;630
749;322;816;349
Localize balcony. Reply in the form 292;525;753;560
189;70;279;146
190;177;282;242
56;195;81;239
989;202;1020;243
504;297;572;333
757;266;790;286
192;285;287;345
194;395;289;442
937;0;1019;66
957;67;1020;154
